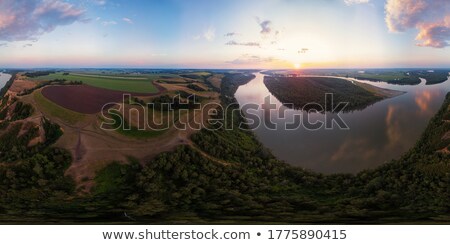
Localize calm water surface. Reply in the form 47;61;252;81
234;72;450;174
0;72;12;90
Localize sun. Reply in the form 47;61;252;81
294;63;301;69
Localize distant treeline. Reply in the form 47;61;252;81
413;70;450;85
24;71;55;78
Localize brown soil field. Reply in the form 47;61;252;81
41;84;159;114
207;74;223;89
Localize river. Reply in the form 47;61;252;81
0;72;12;91
234;72;450;174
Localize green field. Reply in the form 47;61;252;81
31;73;159;93
107;111;167;139
34;90;85;124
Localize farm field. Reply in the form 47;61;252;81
31;72;160;93
40;84;145;114
33;89;86;124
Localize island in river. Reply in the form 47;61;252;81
264;76;404;112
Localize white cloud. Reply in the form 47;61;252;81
225;40;260;47
227;54;277;65
102;20;117;26
203;26;215;41
92;0;106;6
0;0;86;42
122;17;133;24
344;0;370;5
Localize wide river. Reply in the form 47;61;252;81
0;72;12;90
234;72;450;174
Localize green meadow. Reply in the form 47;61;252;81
32;73;159;93
34;90;86;124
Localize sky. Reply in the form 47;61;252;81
0;0;449;69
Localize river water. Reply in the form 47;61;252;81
234;72;450;174
0;72;12;91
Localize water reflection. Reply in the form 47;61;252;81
0;72;12;90
234;73;450;174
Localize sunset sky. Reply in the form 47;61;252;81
0;0;449;69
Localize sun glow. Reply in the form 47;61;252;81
294;63;301;69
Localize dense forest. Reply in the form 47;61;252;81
264;76;385;112
23;71;55;78
344;69;449;85
0;72;448;223
411;70;450;85
263;69;449;86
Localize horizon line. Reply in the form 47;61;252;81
2;67;450;71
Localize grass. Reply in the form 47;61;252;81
34;90;85;124
184;72;211;76
31;73;158;93
107;111;166;139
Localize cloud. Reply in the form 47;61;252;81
92;0;107;5
203;26;215;41
385;0;450;48
23;43;33;48
0;43;7;47
385;0;429;32
102;20;117;26
344;0;370;5
0;0;86;42
416;17;450;48
298;48;309;54
256;18;272;35
227;54;276;65
225;40;260;47
224;32;238;37
195;26;216;41
122;17;133;24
